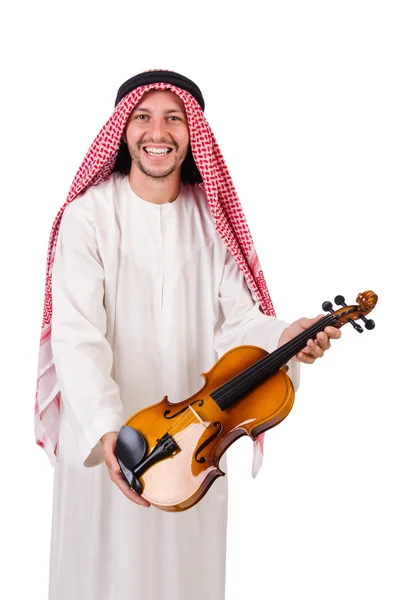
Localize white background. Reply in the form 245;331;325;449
1;1;396;598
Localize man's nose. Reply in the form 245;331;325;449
149;117;168;141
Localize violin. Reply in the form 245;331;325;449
115;291;377;512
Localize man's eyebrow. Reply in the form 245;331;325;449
132;107;185;114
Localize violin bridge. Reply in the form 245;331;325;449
188;404;209;429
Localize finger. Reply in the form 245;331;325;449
109;469;151;507
295;351;315;364
301;347;312;355
324;326;342;339
301;340;324;358
316;331;331;351
102;445;119;473
299;342;315;356
103;450;117;472
306;338;324;358
112;468;151;507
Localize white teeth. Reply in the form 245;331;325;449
144;148;171;155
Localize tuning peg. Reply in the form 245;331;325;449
334;295;346;306
335;295;375;330
334;294;363;333
363;318;375;330
322;301;334;313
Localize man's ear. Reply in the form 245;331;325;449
122;130;127;143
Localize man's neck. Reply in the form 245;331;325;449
128;167;182;205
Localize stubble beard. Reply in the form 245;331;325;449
128;141;189;180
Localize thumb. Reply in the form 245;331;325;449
105;451;120;474
111;460;121;474
102;436;120;473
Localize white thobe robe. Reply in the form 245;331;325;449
49;172;298;600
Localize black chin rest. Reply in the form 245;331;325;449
115;425;148;495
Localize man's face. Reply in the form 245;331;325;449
124;90;190;180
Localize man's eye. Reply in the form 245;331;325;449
135;114;148;120
168;116;181;121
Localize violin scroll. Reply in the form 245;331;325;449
356;291;378;312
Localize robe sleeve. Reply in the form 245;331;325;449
214;249;300;391
50;202;124;467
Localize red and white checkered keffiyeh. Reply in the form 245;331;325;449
35;81;276;474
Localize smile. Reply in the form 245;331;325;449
143;147;173;156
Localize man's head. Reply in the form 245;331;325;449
122;90;190;181
113;70;203;184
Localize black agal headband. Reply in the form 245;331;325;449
115;70;205;111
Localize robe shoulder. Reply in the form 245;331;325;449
62;173;123;224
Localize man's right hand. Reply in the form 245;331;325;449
101;431;151;508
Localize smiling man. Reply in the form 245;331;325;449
35;70;340;600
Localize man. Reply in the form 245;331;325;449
35;70;340;600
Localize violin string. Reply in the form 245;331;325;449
169;399;220;446
213;315;336;405
165;400;212;440
173;412;217;447
212;316;329;401
165;400;215;445
160;314;337;446
173;423;202;446
215;317;336;408
166;406;199;437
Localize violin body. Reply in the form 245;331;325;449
120;345;294;512
116;290;377;513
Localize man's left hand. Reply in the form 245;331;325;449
278;315;342;364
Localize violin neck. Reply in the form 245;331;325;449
211;314;338;411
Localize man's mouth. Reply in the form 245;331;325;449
143;146;173;156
